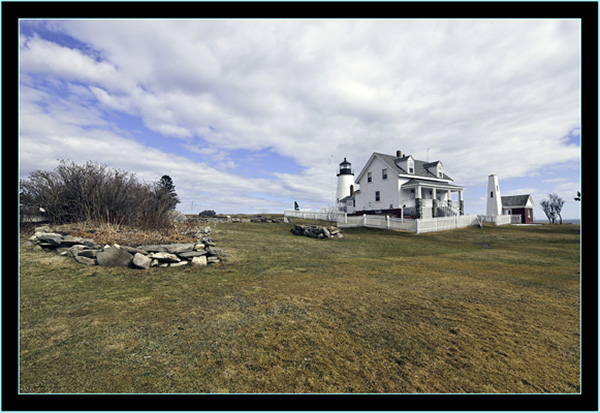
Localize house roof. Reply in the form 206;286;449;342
501;195;534;208
356;152;454;182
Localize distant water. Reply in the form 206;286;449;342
534;219;580;225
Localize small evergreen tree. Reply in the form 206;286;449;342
154;175;180;218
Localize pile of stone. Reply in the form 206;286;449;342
290;224;343;239
194;215;290;224
25;226;225;269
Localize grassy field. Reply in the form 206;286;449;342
19;219;580;393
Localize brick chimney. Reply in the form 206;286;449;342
396;150;402;158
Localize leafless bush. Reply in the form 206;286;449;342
20;160;177;228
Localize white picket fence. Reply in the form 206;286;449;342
337;214;418;232
338;214;485;234
283;210;344;222
477;214;516;226
414;215;481;234
285;210;518;234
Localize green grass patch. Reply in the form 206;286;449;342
19;221;580;393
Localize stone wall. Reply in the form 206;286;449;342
23;226;225;269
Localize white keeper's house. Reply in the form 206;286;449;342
336;150;465;219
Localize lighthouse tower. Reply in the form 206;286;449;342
486;174;502;216
336;158;354;203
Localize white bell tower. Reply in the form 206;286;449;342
336;158;354;202
486;174;502;216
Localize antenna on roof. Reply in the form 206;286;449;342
427;148;430;162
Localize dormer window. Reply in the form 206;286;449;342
408;161;414;174
438;165;443;178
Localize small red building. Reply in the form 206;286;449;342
501;195;535;224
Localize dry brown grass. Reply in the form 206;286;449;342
45;221;200;246
19;220;580;394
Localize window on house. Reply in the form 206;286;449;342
410;189;415;199
408;161;414;174
375;191;380;202
438;165;443;178
490;192;493;198
382;168;387;180
367;172;372;183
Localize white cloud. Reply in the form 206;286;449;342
19;19;581;214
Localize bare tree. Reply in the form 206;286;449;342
540;199;556;224
540;193;565;224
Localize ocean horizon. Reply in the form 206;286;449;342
534;219;580;225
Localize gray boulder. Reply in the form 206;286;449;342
36;232;63;247
178;250;208;259
96;245;133;267
191;256;207;266
149;252;180;263
131;253;152;270
60;235;96;247
169;261;188;268
207;246;227;257
78;249;101;259
165;244;195;254
74;255;97;266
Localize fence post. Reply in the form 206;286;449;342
363;214;367;226
386;216;390;229
344;213;348;223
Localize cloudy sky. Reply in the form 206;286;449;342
19;19;581;219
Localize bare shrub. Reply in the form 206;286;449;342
20;160;178;228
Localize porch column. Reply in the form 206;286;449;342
415;185;423;219
432;188;438;218
459;190;464;216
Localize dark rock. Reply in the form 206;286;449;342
78;249;101;259
178;250;209;259
96;245;133;267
